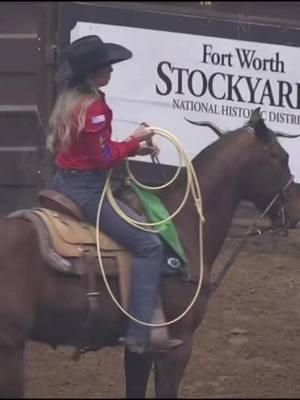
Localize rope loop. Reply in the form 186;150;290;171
95;127;205;327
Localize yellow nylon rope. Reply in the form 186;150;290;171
96;127;205;327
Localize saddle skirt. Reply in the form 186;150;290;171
32;207;126;257
8;207;133;308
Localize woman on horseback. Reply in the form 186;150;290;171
47;35;183;354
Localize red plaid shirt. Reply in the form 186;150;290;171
55;96;140;170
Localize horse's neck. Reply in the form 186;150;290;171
162;133;252;271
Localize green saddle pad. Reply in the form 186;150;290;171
132;184;188;265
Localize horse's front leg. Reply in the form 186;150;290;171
154;335;193;398
124;350;154;398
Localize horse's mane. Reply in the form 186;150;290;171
192;122;277;168
192;127;245;168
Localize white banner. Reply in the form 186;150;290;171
72;22;300;180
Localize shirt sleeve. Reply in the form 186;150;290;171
84;100;140;169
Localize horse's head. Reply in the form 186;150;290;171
241;108;300;231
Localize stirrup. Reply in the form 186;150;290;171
146;338;184;353
119;337;184;354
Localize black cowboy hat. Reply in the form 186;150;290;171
55;35;132;82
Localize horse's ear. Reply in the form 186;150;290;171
248;107;270;142
248;108;261;126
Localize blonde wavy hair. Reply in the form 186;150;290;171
47;80;101;153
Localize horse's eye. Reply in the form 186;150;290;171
269;149;278;160
270;147;289;165
277;152;289;166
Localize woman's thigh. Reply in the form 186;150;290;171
84;195;162;253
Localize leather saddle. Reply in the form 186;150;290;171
8;188;180;356
8;186;180;360
37;189;171;350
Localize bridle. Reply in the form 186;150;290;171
249;174;294;236
244;126;294;236
212;127;295;292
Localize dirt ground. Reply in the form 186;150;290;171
24;225;300;398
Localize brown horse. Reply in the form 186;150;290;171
1;108;300;398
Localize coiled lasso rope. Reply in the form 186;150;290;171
96;127;205;327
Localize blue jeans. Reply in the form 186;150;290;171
51;168;164;343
